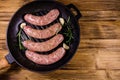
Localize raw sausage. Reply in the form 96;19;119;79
23;23;62;39
24;9;60;26
26;47;65;65
22;34;64;52
25;47;65;65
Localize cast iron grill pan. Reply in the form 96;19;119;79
7;1;81;72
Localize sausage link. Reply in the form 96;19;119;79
24;9;60;26
23;23;62;39
22;34;64;52
25;47;65;65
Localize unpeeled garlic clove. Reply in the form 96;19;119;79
63;43;70;50
20;23;26;29
59;18;65;25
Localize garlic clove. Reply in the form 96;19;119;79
63;43;70;50
20;23;26;29
59;18;65;25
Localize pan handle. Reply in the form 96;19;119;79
0;53;14;70
66;4;82;20
5;53;15;64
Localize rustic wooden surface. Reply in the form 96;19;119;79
0;0;120;80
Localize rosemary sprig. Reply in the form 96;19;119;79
17;27;25;50
63;16;74;45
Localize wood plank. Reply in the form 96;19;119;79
79;39;120;49
0;50;8;59
80;11;120;21
0;39;7;50
0;12;13;21
96;48;120;69
80;21;120;39
0;22;8;39
0;0;33;12
60;0;120;11
108;70;120;80
0;50;10;75
0;69;108;80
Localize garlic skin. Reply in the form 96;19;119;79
20;23;26;29
63;43;70;50
59;18;65;25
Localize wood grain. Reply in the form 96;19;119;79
0;58;10;70
96;48;120;69
80;21;120;39
0;0;33;12
61;49;96;70
80;39;120;49
108;70;120;80
0;69;108;80
60;0;120;11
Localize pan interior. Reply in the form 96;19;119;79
7;1;80;72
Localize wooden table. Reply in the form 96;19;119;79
0;0;120;80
